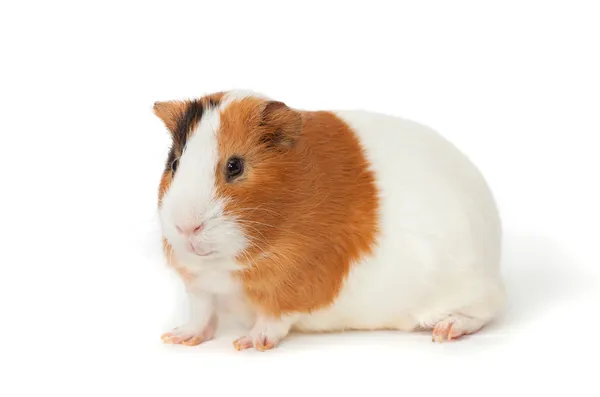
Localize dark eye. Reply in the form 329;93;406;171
171;159;179;173
226;157;244;181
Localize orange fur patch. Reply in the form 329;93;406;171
153;100;187;133
215;98;380;316
158;171;172;204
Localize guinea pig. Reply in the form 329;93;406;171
154;90;506;351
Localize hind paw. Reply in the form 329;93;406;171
431;315;484;343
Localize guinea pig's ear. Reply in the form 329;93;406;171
259;101;303;148
153;100;187;134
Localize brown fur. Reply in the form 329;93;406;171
215;98;379;317
158;171;172;204
153;100;188;133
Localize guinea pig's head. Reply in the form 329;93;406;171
154;91;304;266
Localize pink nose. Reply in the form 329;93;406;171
176;223;204;236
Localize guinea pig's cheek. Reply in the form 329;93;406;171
215;217;249;258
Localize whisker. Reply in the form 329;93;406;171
232;218;309;240
236;222;271;247
233;206;281;216
244;235;299;266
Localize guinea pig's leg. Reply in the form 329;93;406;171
161;291;216;346
233;313;298;351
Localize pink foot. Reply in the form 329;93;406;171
232;336;254;351
431;314;484;343
233;334;278;351
232;315;294;351
162;316;217;346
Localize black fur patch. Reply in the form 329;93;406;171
165;98;220;173
165;146;178;173
174;100;203;150
206;97;220;109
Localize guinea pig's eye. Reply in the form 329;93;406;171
171;159;179;173
226;157;244;181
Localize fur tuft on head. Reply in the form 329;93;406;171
153;100;188;133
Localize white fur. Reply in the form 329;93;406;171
219;89;269;110
159;90;506;346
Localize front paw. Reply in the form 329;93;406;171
161;317;216;346
233;333;280;351
232;315;294;351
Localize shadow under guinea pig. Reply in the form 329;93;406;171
487;231;588;333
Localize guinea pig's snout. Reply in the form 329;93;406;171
175;223;205;237
174;222;215;257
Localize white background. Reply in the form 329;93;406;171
1;1;599;396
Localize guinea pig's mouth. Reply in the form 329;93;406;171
186;242;216;257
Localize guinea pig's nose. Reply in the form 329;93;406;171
176;223;205;236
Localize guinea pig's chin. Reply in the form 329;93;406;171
167;239;223;262
182;248;222;261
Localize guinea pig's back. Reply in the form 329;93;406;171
334;109;502;275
